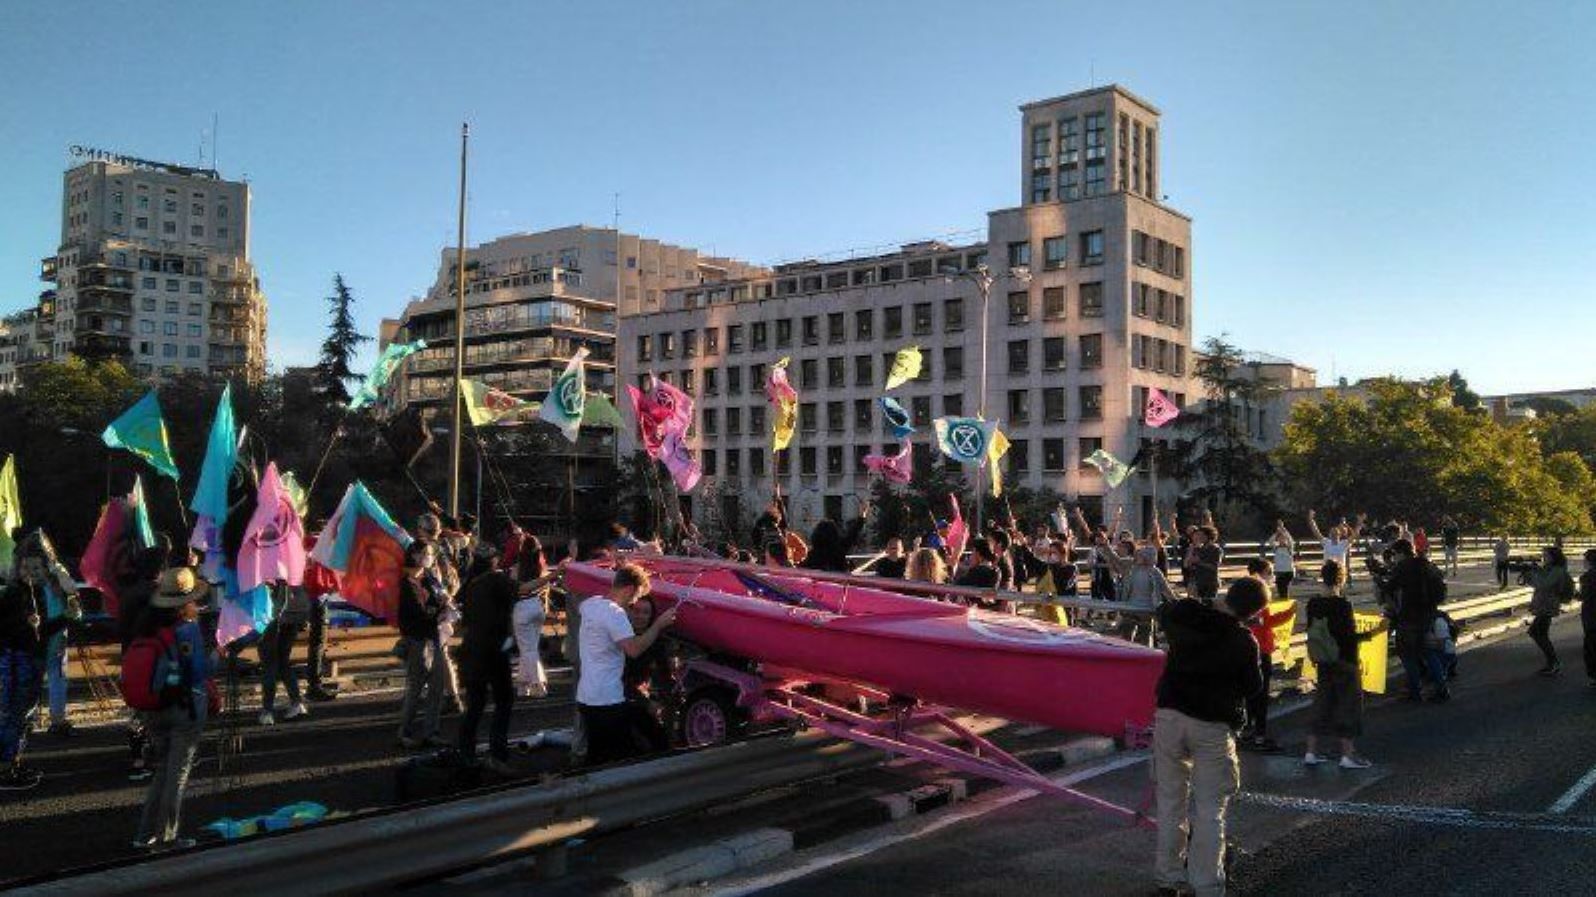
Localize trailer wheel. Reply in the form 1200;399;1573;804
681;687;743;748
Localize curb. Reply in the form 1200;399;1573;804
611;733;1119;896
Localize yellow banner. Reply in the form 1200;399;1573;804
1300;611;1388;694
773;397;797;452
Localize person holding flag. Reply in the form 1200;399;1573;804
0;538;81;790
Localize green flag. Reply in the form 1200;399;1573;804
581;390;625;429
1084;448;1136;489
539;348;589;442
0;455;21;570
103;390;179;479
349;339;427;410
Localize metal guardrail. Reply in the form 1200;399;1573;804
13;730;893;897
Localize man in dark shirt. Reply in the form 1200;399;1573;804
874;538;909;579
1188;526;1224;601
1151;579;1267;897
454;547;532;774
1388;539;1449;702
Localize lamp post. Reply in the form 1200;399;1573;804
948;263;1030;535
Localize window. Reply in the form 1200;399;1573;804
1058;116;1080;164
135;216;149;229
727;407;742;434
828;313;845;344
777;449;791;476
800;359;818;389
1008;389;1031;425
165;279;179;292
855;354;873;387
827;357;845;388
695;448;714;477
1007;241;1031;269
637;335;653;362
165;300;179;314
190;225;204;238
1173;246;1185;278
749;447;765;477
141;276;157;290
703;409;718;435
1031;123;1052;169
725;449;740;477
660;332;676;359
1030;173;1051;205
1042;286;1066;321
1080;230;1104;266
884;306;903;339
911;396;932;427
1043;236;1067;270
163;221;176;235
750;321;767;351
680;370;696;395
1174;344;1187;376
1043;439;1066;472
1079;385;1103;419
751;405;766;434
1007;291;1029;325
703;368;719;395
728;324;744;353
944;298;964;332
799;403;817;433
682;330;698;358
217;227;229;240
854;444;872;472
943;394;964;416
217;204;228;219
1080;282;1104;317
826;446;844;475
1085;112;1106;158
1007;340;1029;374
1079;333;1103;368
1172;295;1185;326
775;319;792;348
728;365;742;395
1134;231;1150;267
1077;437;1104;471
141;297;156;311
855;309;873;341
187;324;201;337
854;399;872;429
112;212;124;225
163;198;177;213
825;402;845;433
139;320;154;334
1084;159;1105;196
163;343;178;358
914;351;932;381
800;447;817;476
912;303;933;335
1043;387;1066;422
703;327;719;355
1043;337;1065;371
1007;439;1029;480
944;346;964;380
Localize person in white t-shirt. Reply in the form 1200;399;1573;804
1307;510;1366;583
1269;520;1297;598
575;563;677;765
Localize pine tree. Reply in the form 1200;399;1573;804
316;274;371;406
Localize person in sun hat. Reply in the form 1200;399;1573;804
131;565;213;849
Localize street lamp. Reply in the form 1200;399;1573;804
947;263;1030;535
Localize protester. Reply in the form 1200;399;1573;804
1388;539;1450;701
1303;560;1378;769
1580;549;1596;688
0;542;80;790
257;582;308;726
575;564;676;765
511;535;557;698
609;522;643;552
116;544;165;782
874;538;909;579
955;538;1002;592
1440;517;1462;577
905;547;948;585
622;596;671;755
1527;545;1575;677
1152;578;1267;897
1413;527;1430;557
762;538;793;568
396;540;450;749
1117;546;1176;645
1268;520;1296;598
1307;510;1365;585
1186;526;1223;603
988;527;1017;591
302;526;340;702
1240;559;1293;754
802;500;870;574
454;546;531;775
128;568;212;848
1494;535;1512;590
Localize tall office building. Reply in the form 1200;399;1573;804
34;148;268;381
617;85;1194;535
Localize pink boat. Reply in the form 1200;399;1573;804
563;557;1164;739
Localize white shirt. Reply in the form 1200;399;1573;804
1322;538;1350;565
1272;539;1295;574
575;597;634;707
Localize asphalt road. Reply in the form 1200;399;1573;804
688;615;1596;897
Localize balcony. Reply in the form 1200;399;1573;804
39;256;58;282
77;293;134;314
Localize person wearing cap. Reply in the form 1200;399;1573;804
132;567;212;849
0;542;81;791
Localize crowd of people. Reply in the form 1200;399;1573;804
1;496;1594;891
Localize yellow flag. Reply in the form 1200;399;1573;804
885;346;922;390
459;377;536;427
773;397;797;452
0;455;20;570
1266;599;1296;663
987;427;1011;497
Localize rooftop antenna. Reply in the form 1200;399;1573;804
1089;60;1096;87
212;113;220;172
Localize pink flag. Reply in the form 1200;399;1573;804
661;431;702;492
863;440;913;485
765;359;798;404
237;462;307;591
626;383;668;459
80;501;131;617
944;495;969;568
1144;387;1181;428
649;375;694;441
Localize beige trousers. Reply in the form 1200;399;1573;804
1153;707;1240;897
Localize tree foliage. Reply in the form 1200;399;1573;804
1164;336;1280;530
1276;378;1595;534
1538;405;1596;471
868;451;972;546
315;273;370;408
1447;369;1483;412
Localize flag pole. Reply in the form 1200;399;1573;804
447;122;470;519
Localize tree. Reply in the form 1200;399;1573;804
1447;370;1483;412
868;450;972;546
1523;396;1578;419
315;274;370;408
1163;336;1280;532
1540;405;1596;471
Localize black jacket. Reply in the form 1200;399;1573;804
1390;556;1445;627
801;518;865;574
0;581;70;655
1155;599;1264;728
456;570;517;679
397;576;442;641
1306;593;1359;663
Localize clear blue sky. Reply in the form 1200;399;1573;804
2;0;1592;394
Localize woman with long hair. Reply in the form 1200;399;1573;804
905;548;948;586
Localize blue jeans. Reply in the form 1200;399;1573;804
0;649;41;764
45;633;68;724
1397;627;1447;698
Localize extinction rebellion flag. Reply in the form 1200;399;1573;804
933;416;996;466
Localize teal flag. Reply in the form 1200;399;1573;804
933;416;996;465
129;476;157;549
539;348;589;442
1084;448;1136;488
349;339;427;410
190;384;238;523
103;390;179;479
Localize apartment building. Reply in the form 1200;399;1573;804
0;309;42;392
617;85;1195;535
32;149;268;381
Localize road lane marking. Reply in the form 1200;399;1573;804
698;752;1152;897
1548;763;1596;814
1238;792;1596;834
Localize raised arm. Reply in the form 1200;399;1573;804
1306;509;1325;542
1109;505;1126;538
1348;512;1368;543
1069;506;1093;542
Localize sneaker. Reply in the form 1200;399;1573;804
281;702;308;721
47;720;75;738
0;766;43;790
1339;755;1374;770
258;710;276;727
1303;752;1327;766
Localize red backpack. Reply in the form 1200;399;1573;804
120;628;181;711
